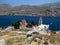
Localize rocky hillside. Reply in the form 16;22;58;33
0;2;60;16
0;4;12;15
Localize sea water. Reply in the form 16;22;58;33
0;15;60;31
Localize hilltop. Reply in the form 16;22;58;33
0;2;60;16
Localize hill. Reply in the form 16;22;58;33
0;2;60;16
0;4;12;15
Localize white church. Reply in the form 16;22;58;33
27;17;50;35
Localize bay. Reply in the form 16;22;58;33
0;15;60;31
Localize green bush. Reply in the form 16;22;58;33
11;21;20;29
51;31;56;34
31;20;34;26
26;23;32;28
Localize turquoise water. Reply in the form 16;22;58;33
0;15;60;31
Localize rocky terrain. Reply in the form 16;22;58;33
0;2;60;16
0;30;60;45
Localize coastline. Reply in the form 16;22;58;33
0;15;60;17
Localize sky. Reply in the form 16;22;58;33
0;0;60;6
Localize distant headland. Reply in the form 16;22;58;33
0;2;60;17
